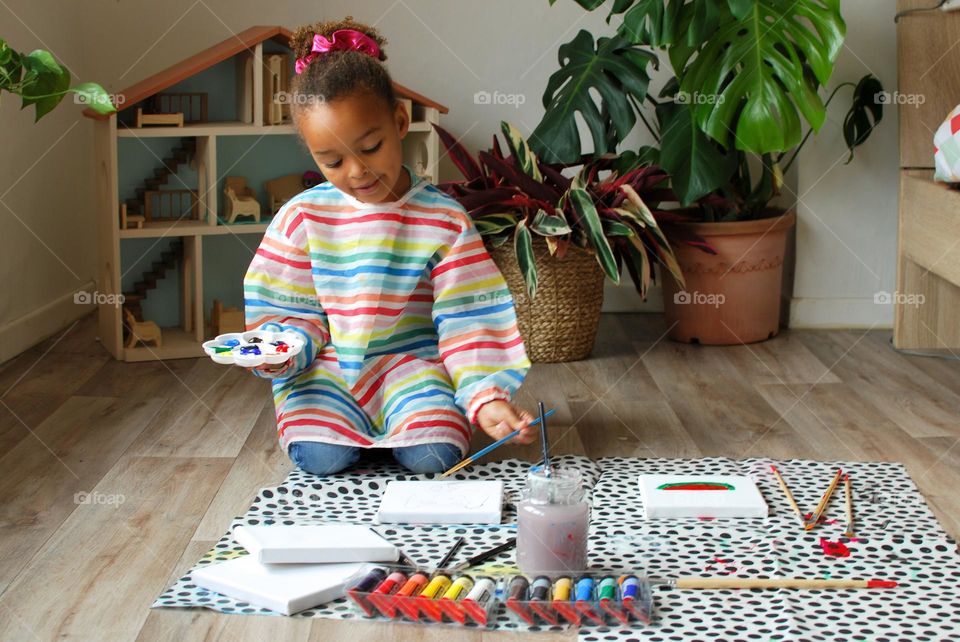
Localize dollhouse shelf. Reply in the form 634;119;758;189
117;120;435;138
87;25;448;362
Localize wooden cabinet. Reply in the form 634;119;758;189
895;2;960;349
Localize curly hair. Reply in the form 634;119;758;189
289;16;397;123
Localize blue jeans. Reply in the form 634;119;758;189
287;441;463;475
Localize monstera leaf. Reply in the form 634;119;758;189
676;0;846;154
656;101;736;205
531;29;657;164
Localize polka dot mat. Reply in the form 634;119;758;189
152;456;960;641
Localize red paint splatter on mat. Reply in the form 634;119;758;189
819;538;850;558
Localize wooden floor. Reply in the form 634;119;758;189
1;312;958;641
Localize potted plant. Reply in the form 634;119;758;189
1;38;114;120
433;121;699;362
530;0;884;344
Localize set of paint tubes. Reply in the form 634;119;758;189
345;565;652;628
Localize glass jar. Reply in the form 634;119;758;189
516;466;590;574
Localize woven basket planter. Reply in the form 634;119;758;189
486;235;605;363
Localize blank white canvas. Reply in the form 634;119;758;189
377;480;503;524
638;474;768;518
192;555;366;615
232;524;399;564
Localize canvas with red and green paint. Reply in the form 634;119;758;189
638;475;768;518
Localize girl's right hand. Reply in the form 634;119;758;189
252;359;293;375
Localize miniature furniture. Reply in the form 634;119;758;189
148;92;208;124
223;176;261;223
265;173;305;213
143;189;200;221
895;1;960;349
119;203;144;230
135;107;184;127
123;308;163;348
85;25;447;361
210;299;245;336
262;54;291;125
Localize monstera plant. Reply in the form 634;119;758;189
1;38;115;120
532;0;883;220
529;0;885;345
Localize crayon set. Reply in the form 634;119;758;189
504;574;652;626
345;565;652;628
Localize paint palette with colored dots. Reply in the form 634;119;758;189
202;330;304;367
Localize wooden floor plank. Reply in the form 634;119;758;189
799;330;960;439
191;402;295;541
126;359;272;459
0;456;231;641
0;396;165;595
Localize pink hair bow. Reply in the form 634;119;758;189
294;29;381;74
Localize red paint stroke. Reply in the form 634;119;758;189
804;512;839;526
704;556;738;574
820;538;851;558
658;481;735;491
868;580;898;588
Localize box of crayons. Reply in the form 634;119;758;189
344;565;652;628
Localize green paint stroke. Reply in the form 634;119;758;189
657;481;736;491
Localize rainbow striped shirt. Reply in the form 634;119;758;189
243;166;531;452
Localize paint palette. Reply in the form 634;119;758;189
202;330;304;368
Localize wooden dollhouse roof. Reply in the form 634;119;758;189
82;25;449;120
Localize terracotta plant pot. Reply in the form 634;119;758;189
661;210;796;345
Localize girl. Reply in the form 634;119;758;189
243;17;536;476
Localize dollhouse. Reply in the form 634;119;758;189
85;26;448;362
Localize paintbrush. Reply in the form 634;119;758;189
440;408;557;477
844;473;855;538
805;468;843;531
538;401;551;477
435;536;465;571
770;465;804;527
656;577;897;590
448;538;517;572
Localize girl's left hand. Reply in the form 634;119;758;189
475;400;537;444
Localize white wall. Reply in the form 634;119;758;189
0;1;99;362
791;0;900;328
0;0;899;362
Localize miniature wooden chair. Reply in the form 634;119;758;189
223;177;261;223
210;299;245;335
120;203;145;229
123;308;162;348
264;173;304;213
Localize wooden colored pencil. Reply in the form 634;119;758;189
669;577;897;590
440;408;557;477
770;465;803;525
804;468;843;531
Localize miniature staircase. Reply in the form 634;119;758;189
124;138;197;217
122;238;184;321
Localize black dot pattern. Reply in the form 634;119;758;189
152;456;960;640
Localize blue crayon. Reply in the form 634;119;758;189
618;575;640;600
575;576;594;602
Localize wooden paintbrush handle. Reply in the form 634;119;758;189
674;578;896;589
